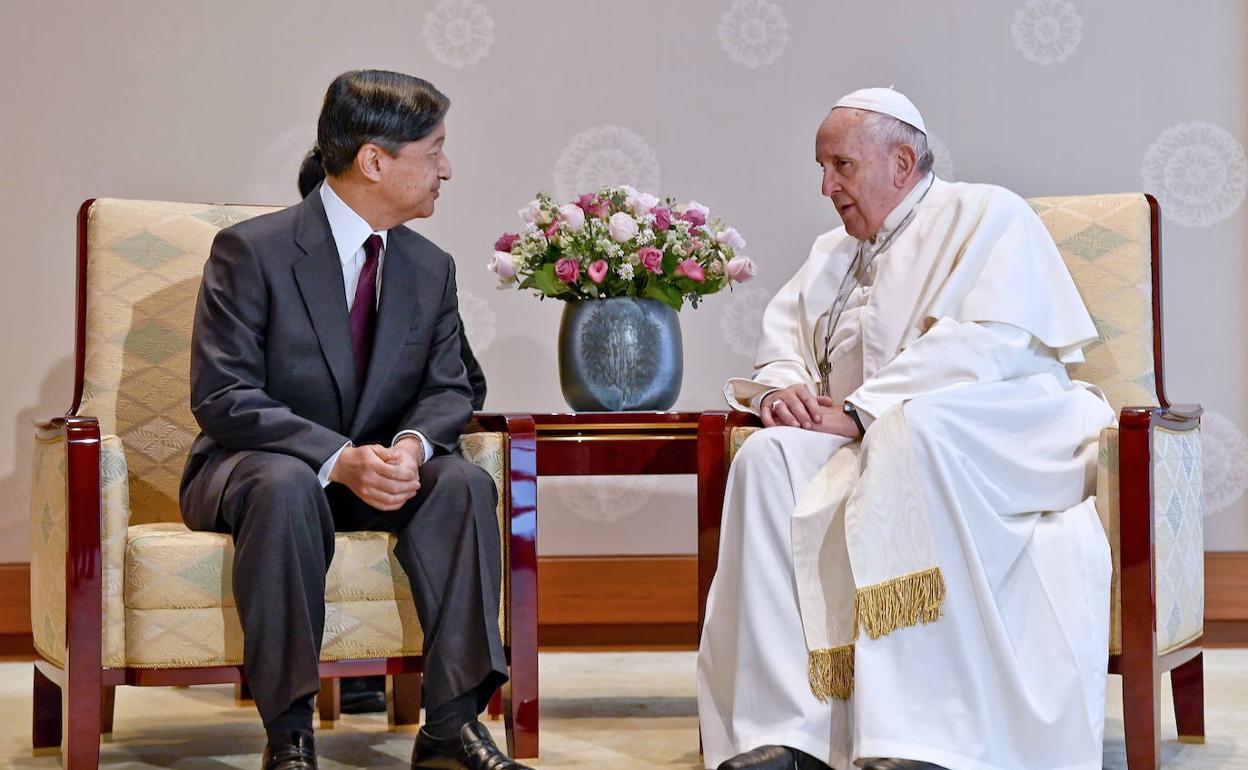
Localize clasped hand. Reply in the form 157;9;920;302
760;384;860;437
329;439;423;511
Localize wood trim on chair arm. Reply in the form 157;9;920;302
696;411;763;631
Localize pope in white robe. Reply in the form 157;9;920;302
698;88;1115;770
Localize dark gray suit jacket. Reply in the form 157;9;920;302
179;187;474;530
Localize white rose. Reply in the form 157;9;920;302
628;191;660;216
518;199;542;224
608;212;639;243
725;256;757;282
715;227;746;251
488;251;517;284
558;203;586;231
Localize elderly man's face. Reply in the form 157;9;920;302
815;108;909;241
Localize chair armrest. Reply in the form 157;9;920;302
30;416;102;673
1116;404;1205;657
458;413;537;650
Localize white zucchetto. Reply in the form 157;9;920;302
833;87;926;134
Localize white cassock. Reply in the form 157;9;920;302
698;174;1116;770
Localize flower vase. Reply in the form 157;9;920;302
557;297;683;411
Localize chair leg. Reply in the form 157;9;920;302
506;644;539;759
1120;658;1161;770
388;673;422;732
317;678;340;729
100;685;116;740
1172;651;1206;743
32;665;62;754
63;662;103;769
487;690;502;721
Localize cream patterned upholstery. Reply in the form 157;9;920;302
727;193;1202;659
30;199;510;671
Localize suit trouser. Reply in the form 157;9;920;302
187;450;508;727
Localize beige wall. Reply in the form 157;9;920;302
1;0;1246;562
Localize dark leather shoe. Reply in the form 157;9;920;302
411;720;533;769
340;675;387;714
718;745;797;770
261;729;317;769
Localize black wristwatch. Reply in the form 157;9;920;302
843;402;865;437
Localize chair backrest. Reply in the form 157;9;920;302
75;199;277;524
1027;193;1163;413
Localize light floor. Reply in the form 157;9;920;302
0;651;1245;769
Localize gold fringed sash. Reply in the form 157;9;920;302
806;568;947;700
808;643;855;701
856;566;946;640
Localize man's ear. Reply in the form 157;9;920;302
355;143;384;182
895;144;918;187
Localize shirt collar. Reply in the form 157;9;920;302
319;180;388;265
871;171;934;243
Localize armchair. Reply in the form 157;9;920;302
696;194;1203;770
29;198;540;767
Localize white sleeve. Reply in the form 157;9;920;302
846;319;1058;430
724;269;818;413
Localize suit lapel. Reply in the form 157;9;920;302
350;230;421;436
293;190;360;427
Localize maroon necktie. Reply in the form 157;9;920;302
350;234;382;384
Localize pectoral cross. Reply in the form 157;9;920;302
817;360;832;397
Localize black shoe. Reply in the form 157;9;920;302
410;720;533;769
340;675;387;714
718;745;797;770
261;729;317;769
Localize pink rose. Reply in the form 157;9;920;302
628;191;660;216
518;199;542;224
690;238;704;252
651;207;672;231
674;258;706;283
493;232;520;253
544;220;559;239
678;208;707;228
488;251;516;282
638;246;664;274
555;258;581;283
725;256;757;282
576;193;609;219
588;259;608;284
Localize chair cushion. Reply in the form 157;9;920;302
124;523;425;667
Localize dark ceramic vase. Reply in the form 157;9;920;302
557;297;683;411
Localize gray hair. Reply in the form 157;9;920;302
859;110;934;174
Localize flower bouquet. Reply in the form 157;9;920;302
489;186;755;309
489;186;756;411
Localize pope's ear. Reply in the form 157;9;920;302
895;144;918;186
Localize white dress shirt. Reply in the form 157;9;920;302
317;181;433;486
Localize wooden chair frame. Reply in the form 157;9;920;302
694;195;1204;770
30;200;541;767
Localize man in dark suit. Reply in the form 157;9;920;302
180;70;528;770
296;137;489;719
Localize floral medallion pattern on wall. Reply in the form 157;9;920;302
458;289;497;353
928;134;956;181
1011;0;1082;66
719;0;790;69
553;126;661;204
423;0;495;69
1141;121;1248;228
252;124;316;205
552;475;660;523
1199;411;1248;516
720;286;772;357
